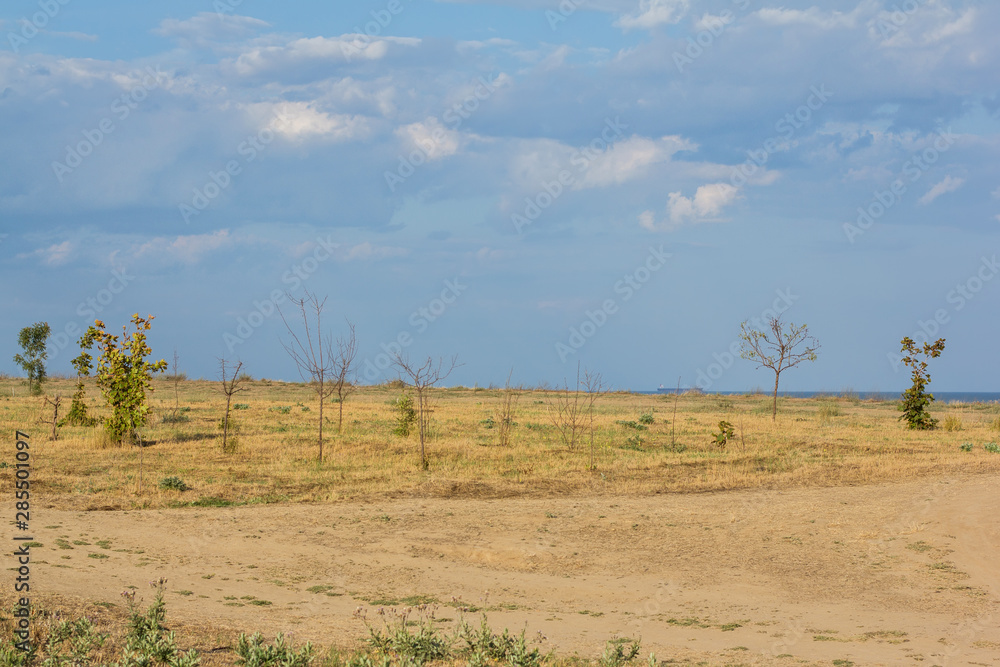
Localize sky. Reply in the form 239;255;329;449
1;0;999;392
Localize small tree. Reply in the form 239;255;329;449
331;321;359;434
739;316;820;421
13;322;51;396
494;369;522;448
278;290;340;462
39;395;62;440
218;358;249;452
581;368;606;470
391;354;460;469
62;343;98;427
80;314;168;444
898;336;945;430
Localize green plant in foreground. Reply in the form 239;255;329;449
638;413;654;425
985;442;1000;454
712;420;735;448
235;632;314;666
599;638;641;667
960;442;974;452
898;336;945;430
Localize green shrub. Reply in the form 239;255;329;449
638;413;654;425
269;406;292;414
233;403;250;410
986;442;1000;454
235;632;314;666
159;476;189;492
712;420;735;448
960;442;974;452
392;395;417;437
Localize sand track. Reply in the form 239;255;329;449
23;474;1000;665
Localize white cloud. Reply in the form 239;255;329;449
131;230;234;264
616;0;689;30
17;240;74;266
755;5;864;30
260;102;370;142
155;13;270;49
918;176;965;205
577;135;694;189
230;35;421;77
396;117;463;160
668;183;740;222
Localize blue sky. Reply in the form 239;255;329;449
2;0;999;392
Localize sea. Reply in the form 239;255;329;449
640;390;1000;403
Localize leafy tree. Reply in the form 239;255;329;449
392;354;460;469
62;342;99;427
739;315;820;420
898;336;945;430
13;322;51;396
80;314;168;444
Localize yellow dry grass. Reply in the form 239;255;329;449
2;377;999;511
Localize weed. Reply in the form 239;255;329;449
942;415;962;432
638;413;654;425
615;420;647;431
233;403;250;410
159;476;189;492
960;442;974;452
600;638;641;667
269;406;292;414
986;442;1000;454
235;632;314;666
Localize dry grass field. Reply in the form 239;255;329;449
1;376;999;666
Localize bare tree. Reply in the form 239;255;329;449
218;358;249;453
391;354;460;469
739;315;820;421
331;320;359;434
39;395;62;441
494;369;521;447
581;368;606;470
278;290;338;462
548;363;586;450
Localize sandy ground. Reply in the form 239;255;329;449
23;474;1000;666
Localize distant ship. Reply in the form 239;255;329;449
657;384;693;394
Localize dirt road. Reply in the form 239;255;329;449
25;474;1000;665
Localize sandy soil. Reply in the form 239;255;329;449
24;474;1000;665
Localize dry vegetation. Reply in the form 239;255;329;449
3;377;998;511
